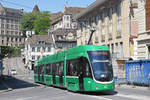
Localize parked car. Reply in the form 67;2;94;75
11;69;17;75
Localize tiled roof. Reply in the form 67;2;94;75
64;6;85;17
51;7;85;24
50;12;63;24
5;7;22;14
26;35;53;45
74;0;106;19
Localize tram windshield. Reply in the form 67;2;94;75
87;51;113;82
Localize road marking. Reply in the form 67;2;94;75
68;92;113;100
88;95;113;100
116;93;150;100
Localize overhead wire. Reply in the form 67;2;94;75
0;0;32;9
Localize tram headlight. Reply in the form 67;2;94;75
100;74;105;78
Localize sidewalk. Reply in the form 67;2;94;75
115;84;150;91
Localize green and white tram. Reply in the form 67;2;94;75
34;45;115;92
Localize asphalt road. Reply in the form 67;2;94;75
0;74;150;100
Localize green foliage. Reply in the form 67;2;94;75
34;17;50;35
20;11;51;36
0;46;21;59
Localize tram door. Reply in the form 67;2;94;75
59;62;64;87
41;66;44;82
52;64;56;84
79;58;84;91
38;66;40;81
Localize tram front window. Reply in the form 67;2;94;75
87;51;113;82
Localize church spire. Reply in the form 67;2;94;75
32;5;40;13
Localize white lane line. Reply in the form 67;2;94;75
88;95;113;100
68;92;113;100
116;93;150;100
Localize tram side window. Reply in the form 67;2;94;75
46;64;51;75
66;61;70;76
59;62;64;76
38;66;42;75
67;59;79;76
41;65;44;75
55;63;60;76
52;63;56;75
79;57;92;77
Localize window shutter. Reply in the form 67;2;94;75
146;0;150;31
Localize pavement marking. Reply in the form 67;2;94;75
87;95;113;100
68;92;113;100
116;93;150;100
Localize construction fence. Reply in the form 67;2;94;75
113;59;150;87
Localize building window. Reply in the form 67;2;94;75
42;47;45;52
37;56;40;60
19;38;21;42
109;8;113;39
48;47;51;52
95;16;99;43
1;18;4;23
1;24;4;28
101;11;105;41
11;19;13;23
115;43;119;57
6;24;9;29
32;56;35;60
11;37;13;42
37;47;40;52
6;19;9;23
57;35;62;40
15;25;18;30
38;40;45;44
67;16;70;21
67;23;70;28
1;30;4;35
11;25;14;29
7;37;9;42
15;38;18;42
120;42;124;58
32;47;35;52
2;40;4;45
117;2;122;37
111;44;114;54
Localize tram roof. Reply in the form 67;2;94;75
36;45;109;65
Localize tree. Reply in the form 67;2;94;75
20;11;51;36
34;17;50;35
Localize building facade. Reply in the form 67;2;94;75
24;35;55;70
51;29;77;49
136;0;150;59
51;6;85;30
0;3;25;47
75;0;131;60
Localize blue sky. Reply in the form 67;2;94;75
0;0;96;13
